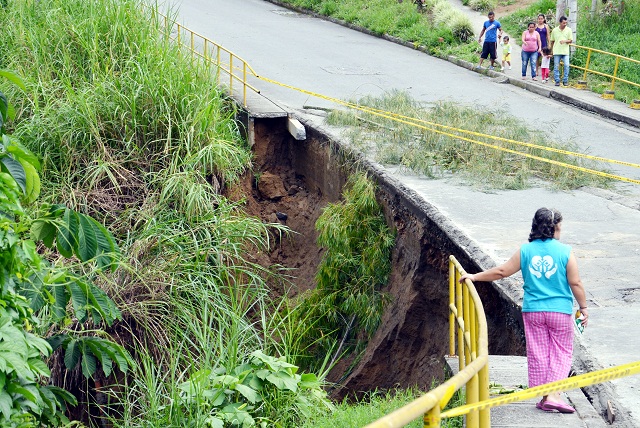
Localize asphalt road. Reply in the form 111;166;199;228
172;0;640;183
172;0;640;425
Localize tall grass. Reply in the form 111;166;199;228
1;0;330;425
302;386;464;427
328;90;611;190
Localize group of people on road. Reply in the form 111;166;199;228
477;12;574;87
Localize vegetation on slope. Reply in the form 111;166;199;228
1;0;332;426
1;0;399;425
274;0;475;56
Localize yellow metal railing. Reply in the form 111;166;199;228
151;9;260;106
570;44;640;92
365;255;489;428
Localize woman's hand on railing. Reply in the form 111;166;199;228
459;273;475;283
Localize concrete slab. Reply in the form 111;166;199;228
446;356;606;427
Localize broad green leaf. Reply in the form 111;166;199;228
0;70;27;91
204;416;224;428
81;348;97;378
30;220;56;248
20;239;38;263
202;387;226;406
85;338;113;377
6;140;41;171
1;156;26;193
47;385;77;406
244;373;263;391
39;386;57;414
6;383;41;407
0;351;32;380
266;371;298;392
299;373;319;388
64;340;80;370
20;279;45;312
102;341;131;373
51;283;69;322
210;374;239;388
56;209;79;258
47;204;67;218
17;158;40;203
25;333;52;356
45;334;70;352
221;403;254;427
27;358;50;377
234;383;260;404
255;369;271;380
86;283;120;325
77;213;98;262
0;390;11;420
68;280;88;322
89;218;119;270
0;324;29;357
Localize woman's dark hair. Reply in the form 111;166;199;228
528;208;562;242
527;21;535;28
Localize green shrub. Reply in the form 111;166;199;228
469;0;498;12
177;350;334;427
296;172;395;370
451;13;475;42
0;73;132;425
320;0;338;15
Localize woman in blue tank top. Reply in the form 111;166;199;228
459;208;589;414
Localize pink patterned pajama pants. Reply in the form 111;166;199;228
522;311;574;388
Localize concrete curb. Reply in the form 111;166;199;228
262;0;639;129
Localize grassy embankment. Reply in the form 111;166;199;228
0;0;412;425
275;0;482;61
500;0;640;102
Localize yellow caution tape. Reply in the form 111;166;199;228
159;13;640;187
256;76;640;185
441;359;640;418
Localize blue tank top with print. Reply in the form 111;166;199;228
520;239;573;314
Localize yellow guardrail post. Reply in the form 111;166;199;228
229;55;234;94
151;8;261;107
456;268;464;372
611;56;620;91
216;48;221;82
583;48;592;82
479;362;490;425
365;256;489;428
449;260;455;356
424;406;440;427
